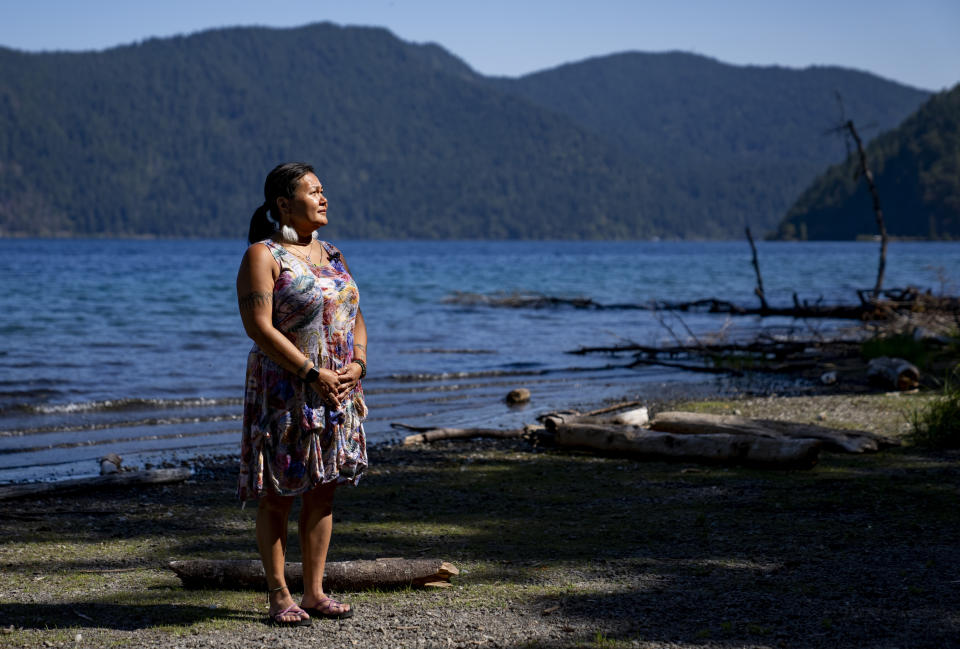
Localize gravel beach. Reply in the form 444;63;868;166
1;388;958;649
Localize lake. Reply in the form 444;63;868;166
1;239;957;483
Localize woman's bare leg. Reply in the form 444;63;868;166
299;482;349;613
256;492;305;621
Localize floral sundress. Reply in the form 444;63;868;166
238;239;367;501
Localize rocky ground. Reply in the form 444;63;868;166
1;388;958;649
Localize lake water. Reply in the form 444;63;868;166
1;239;957;484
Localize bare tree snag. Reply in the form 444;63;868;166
167;558;459;591
0;468;192;501
552;422;821;469
844;120;888;298
650;411;898;453
746;226;769;310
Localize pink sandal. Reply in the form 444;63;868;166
267;586;311;627
269;603;312;627
301;596;354;619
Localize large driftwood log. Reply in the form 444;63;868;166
167;558;459;590
866;356;920;390
392;423;525;445
553;422;821;469
0;468;192;501
651;411;898;453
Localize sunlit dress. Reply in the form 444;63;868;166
238;239;367;501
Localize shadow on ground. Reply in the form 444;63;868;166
1;438;958;647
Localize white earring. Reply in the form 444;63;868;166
278;224;300;243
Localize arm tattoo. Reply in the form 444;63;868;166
238;291;272;313
353;343;366;358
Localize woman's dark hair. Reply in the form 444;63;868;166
247;162;316;244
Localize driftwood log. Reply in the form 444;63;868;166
392;423;525;445
866;356;920;390
549;421;821;469
0;468;192;501
651;411;899;453
167;558;458;590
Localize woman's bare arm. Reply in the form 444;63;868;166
353;309;367;364
336;254;367;400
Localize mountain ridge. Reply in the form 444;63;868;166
0;22;932;239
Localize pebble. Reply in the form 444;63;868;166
505;388;531;404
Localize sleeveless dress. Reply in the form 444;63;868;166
238;239;368;501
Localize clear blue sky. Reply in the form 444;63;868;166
1;0;957;90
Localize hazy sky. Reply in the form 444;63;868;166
1;0;957;90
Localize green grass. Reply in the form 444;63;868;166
911;367;960;448
861;331;930;367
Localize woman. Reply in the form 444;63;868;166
236;162;368;626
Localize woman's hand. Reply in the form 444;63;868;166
336;363;363;401
309;368;342;410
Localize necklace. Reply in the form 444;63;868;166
283;242;324;267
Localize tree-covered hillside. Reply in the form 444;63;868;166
490;52;930;236
776;85;960;240
0;23;932;239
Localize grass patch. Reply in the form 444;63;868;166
861;331;929;367
911;367;960;448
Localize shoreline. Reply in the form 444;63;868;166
0;371;832;487
2;388;957;648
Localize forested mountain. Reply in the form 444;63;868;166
0;23;931;239
489;52;929;239
775;85;960;240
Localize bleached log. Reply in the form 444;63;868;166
866;356;920;390
651;411;899;453
393;423;525;445
610;407;649;427
541;408;649;430
167;558;459;591
554;423;821;469
0;468;192;501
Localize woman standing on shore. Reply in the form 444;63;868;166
236;162;368;626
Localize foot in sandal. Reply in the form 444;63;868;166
267;585;312;627
300;595;353;619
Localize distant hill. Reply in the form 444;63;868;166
775;85;960;240
490;52;930;236
0;23;931;239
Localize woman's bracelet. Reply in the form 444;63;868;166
352;358;367;379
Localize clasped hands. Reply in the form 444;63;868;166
309;363;362;410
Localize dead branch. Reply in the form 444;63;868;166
746;226;769;310
843;120;888;298
627;357;744;376
582;400;644;417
